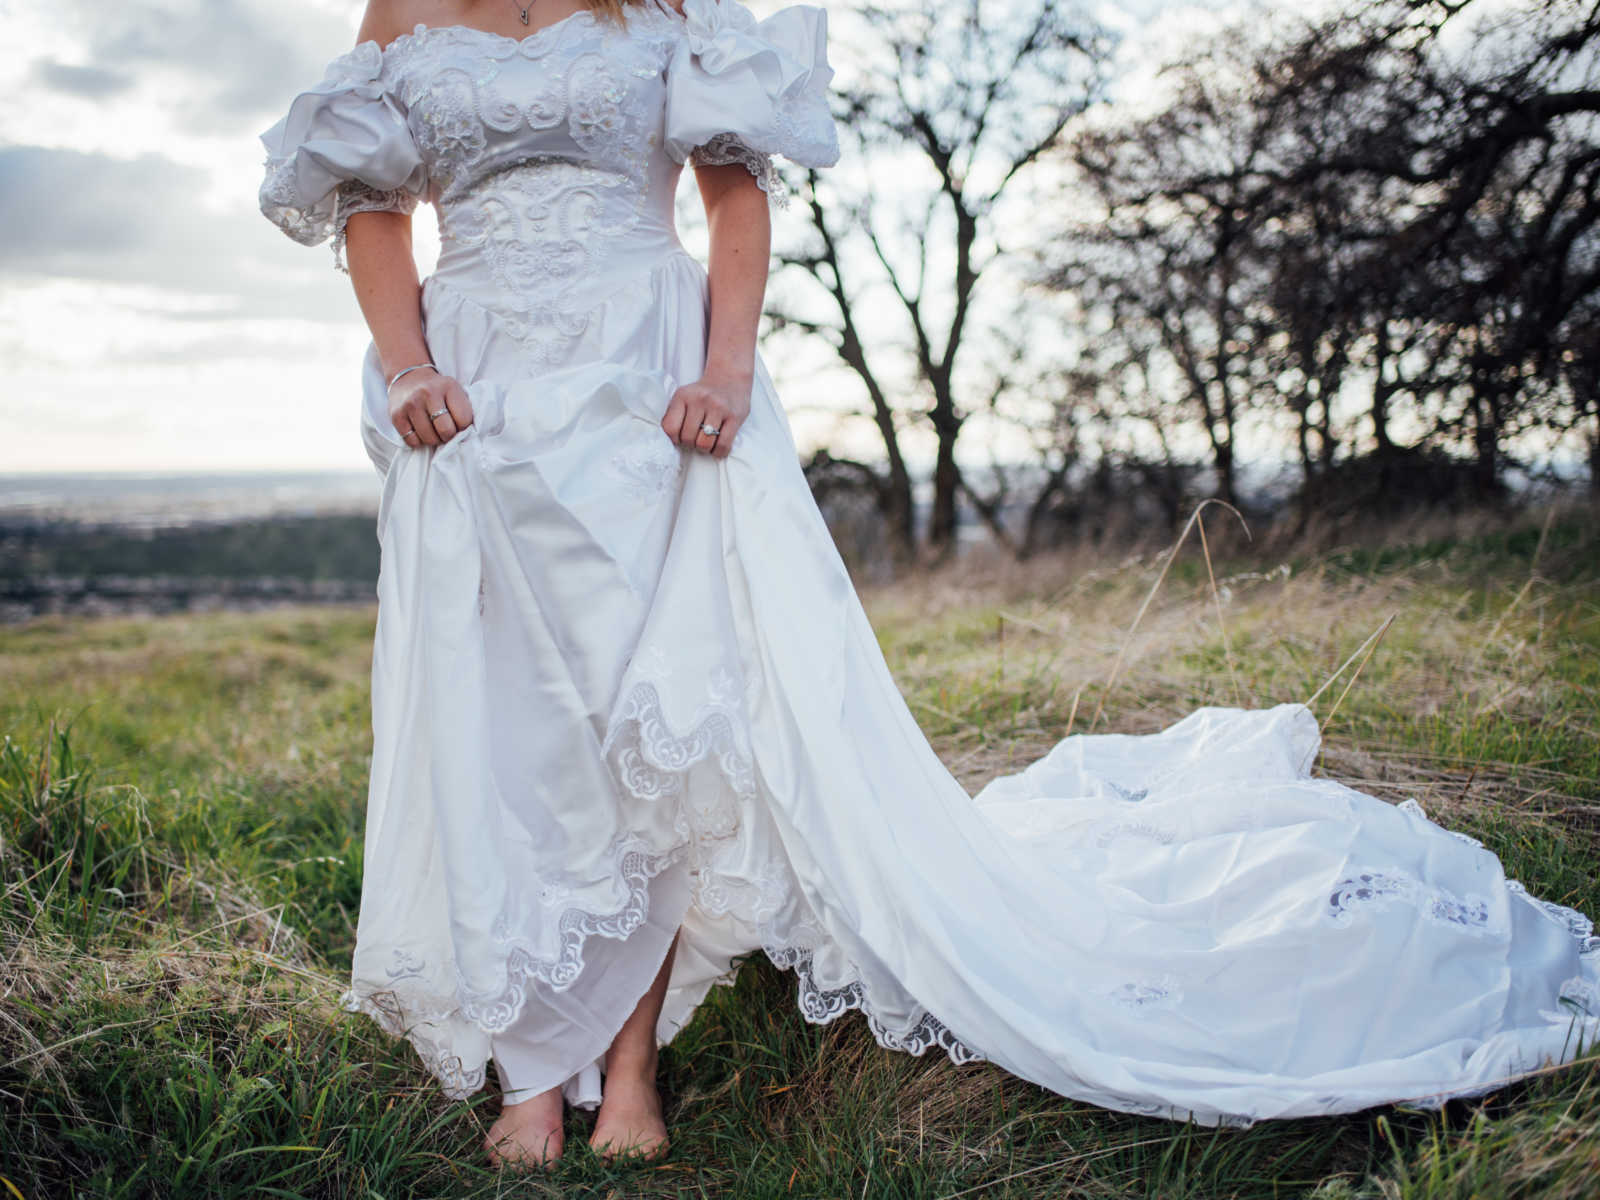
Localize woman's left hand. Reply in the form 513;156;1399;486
661;370;751;459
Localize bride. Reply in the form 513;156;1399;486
259;0;1600;1171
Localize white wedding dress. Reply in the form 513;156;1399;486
259;0;1599;1126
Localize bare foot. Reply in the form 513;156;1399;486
484;1085;564;1169
589;1070;669;1162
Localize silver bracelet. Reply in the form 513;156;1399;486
386;362;436;390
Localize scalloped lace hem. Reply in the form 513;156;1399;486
599;675;986;1065
336;831;688;1099
339;686;1599;1109
337;985;488;1101
338;671;985;1099
764;943;985;1064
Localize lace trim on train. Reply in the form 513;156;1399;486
1506;878;1600;955
764;943;984;1064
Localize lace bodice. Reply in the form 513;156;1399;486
259;0;839;271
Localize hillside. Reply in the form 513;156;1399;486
3;508;1597;1199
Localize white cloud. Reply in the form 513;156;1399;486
3;0;385;472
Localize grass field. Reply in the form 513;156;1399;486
3;505;1598;1198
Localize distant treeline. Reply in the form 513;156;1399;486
0;515;380;582
0;515;379;621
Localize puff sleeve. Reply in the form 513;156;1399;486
662;0;841;206
257;41;430;272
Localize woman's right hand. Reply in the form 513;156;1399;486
390;366;475;447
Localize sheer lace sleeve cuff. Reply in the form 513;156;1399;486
663;0;840;208
330;179;422;273
687;132;787;206
258;41;429;268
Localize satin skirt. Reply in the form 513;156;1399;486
337;241;1600;1126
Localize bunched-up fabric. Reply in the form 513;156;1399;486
258;0;1600;1126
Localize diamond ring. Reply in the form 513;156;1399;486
699;422;721;437
430;407;450;420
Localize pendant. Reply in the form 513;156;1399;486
519;6;530;22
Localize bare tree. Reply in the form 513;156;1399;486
1047;35;1303;508
770;0;1108;557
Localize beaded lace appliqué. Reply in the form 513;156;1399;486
261;0;837;267
397;20;670;360
610;432;685;501
1110;975;1184;1013
1327;866;1499;935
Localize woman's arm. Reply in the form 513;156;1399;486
660;161;772;459
344;207;472;447
343;0;469;448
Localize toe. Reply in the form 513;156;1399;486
591;1128;668;1162
484;1124;563;1170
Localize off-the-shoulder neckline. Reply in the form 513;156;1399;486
369;1;686;56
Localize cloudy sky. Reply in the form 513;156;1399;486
2;0;1255;476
